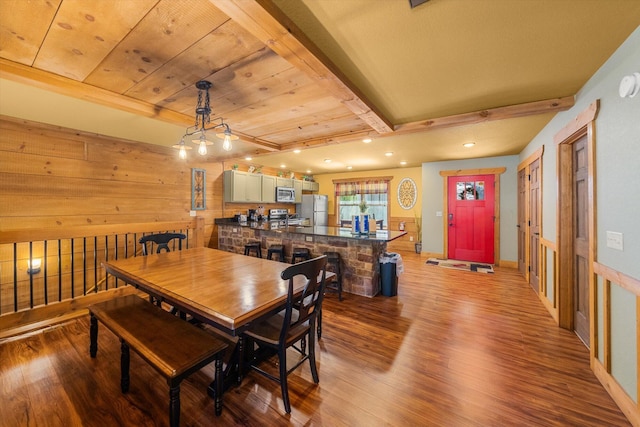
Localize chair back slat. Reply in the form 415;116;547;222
279;255;327;341
139;233;186;255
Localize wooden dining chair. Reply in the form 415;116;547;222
242;255;328;413
139;232;186;255
139;232;187;315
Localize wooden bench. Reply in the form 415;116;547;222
88;295;228;426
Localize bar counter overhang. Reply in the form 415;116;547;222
215;219;406;297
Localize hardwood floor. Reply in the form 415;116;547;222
0;251;629;426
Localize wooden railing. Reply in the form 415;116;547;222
0;218;204;339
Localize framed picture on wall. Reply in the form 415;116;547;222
191;168;206;210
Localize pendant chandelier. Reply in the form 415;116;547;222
172;80;238;159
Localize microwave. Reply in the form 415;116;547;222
276;187;295;203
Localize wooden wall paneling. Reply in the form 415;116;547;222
592;261;640;426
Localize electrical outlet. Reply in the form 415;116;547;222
409;236;414;242
189;210;196;217
305;236;313;242
232;228;238;233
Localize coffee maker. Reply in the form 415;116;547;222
248;209;257;221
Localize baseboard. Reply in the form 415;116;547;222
499;260;518;269
593;358;638;426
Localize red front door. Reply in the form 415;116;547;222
447;175;495;263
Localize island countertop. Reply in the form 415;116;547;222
215;218;405;242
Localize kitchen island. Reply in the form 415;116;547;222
215;219;406;297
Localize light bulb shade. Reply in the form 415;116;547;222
179;146;187;159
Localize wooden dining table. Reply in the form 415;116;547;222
102;247;331;391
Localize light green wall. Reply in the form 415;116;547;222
421;156;519;262
520;27;640;403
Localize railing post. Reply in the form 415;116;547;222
194;217;205;248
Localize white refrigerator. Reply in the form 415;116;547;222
298;194;328;226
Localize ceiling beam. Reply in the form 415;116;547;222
209;0;395;135
271;96;575;152
395;96;575;134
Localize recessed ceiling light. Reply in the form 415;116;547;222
384;152;393;157
363;138;372;143
400;161;407;165
463;142;476;148
280;164;286;168
293;149;301;154
245;156;252;161
324;159;332;163
347;166;353;170
306;169;312;174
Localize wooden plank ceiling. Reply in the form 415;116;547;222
0;0;638;171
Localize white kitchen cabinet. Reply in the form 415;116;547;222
223;170;262;202
261;175;276;203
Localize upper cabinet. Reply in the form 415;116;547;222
261;175;276;203
223;170;262;202
302;181;320;192
276;177;293;188
293;179;303;203
224;171;318;203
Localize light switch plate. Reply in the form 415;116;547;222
436;211;443;217
305;236;313;242
189;210;196;217
606;231;623;251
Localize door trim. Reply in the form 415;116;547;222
439;167;506;265
517;146;544;283
555;100;599;356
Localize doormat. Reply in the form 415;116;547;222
426;258;494;274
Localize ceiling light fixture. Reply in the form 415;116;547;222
293;149;301;154
400;161;407;165
385;152;393;157
463;142;476;148
363;138;372;143
324;159;332;163
171;137;192;159
174;80;238;158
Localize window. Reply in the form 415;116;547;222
334;179;389;228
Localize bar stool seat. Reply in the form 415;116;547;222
267;244;285;261
244;242;262;258
291;247;311;264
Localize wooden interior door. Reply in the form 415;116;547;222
447;175;495;263
517;168;527;276
529;159;541;293
573;136;590;347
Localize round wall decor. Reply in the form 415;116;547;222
397;178;417;210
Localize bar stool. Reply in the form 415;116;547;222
244;241;262;258
323;251;343;302
267;244;285;262
291;247;311;264
315;251;343;340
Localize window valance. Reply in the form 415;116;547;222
334;179;389;196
